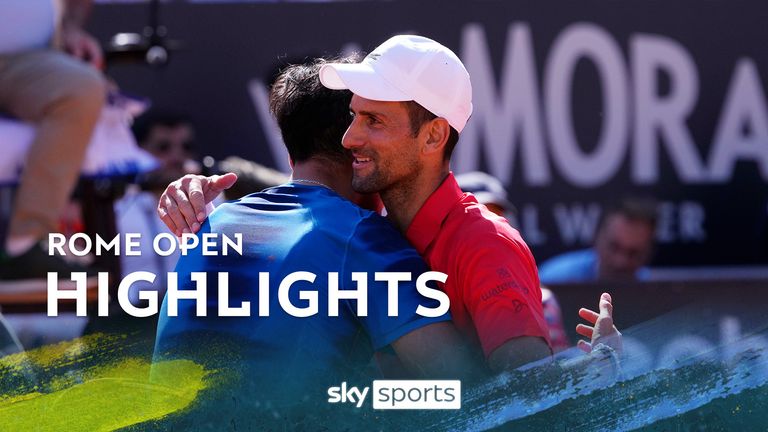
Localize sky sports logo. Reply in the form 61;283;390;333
327;380;461;409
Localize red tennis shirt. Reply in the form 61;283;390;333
405;173;551;358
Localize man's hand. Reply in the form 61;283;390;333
61;23;103;69
157;173;238;236
576;292;623;354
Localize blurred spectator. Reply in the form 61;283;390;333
539;198;657;284
457;171;570;352
455;171;515;219
131;111;201;191
0;0;106;289
115;110;200;305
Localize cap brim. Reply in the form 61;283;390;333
319;63;411;102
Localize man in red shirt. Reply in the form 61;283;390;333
410;175;551;368
316;35;567;371
158;35;620;373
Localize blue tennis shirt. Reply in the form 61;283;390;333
154;183;449;385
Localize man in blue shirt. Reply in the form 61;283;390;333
156;184;459;381
158;38;624;371
539;199;657;284
153;58;476;419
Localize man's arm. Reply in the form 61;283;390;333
62;0;102;68
347;216;485;382
391;322;483;382
487;336;552;373
488;292;622;372
157;173;238;236
457;232;554;372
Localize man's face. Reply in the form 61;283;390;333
142;123;197;180
594;214;655;280
342;95;423;194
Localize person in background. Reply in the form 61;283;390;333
115;111;201;305
539;198;657;284
0;0;106;288
455;171;516;218
456;171;570;352
132;111;201;191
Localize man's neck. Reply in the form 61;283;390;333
292;158;355;201
381;164;449;234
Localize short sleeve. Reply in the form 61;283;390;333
459;233;551;358
343;215;451;350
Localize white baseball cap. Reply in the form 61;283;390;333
319;35;473;133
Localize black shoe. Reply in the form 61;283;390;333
0;242;99;293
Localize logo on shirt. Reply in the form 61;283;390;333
511;299;525;313
480;280;528;302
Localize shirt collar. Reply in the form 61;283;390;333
405;172;466;255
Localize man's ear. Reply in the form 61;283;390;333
422;118;451;156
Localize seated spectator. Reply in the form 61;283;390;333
0;0;105;288
539;198;657;284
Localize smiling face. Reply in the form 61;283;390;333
342;95;425;194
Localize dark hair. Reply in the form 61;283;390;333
403;101;459;161
269;56;359;164
132;111;193;146
602;198;658;229
218;156;289;199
